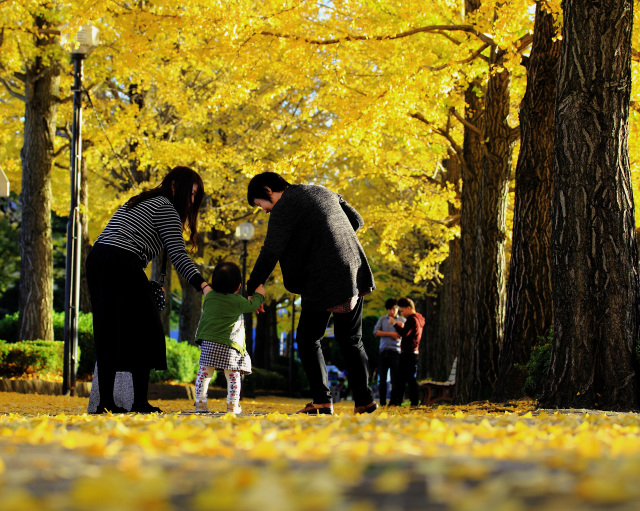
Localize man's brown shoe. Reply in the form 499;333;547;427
354;401;379;414
297;402;334;415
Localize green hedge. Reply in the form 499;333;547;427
150;338;202;383
0;311;95;376
0;340;74;377
271;355;309;394
243;367;287;396
0;313;202;383
520;326;553;399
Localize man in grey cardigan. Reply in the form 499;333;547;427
246;172;378;415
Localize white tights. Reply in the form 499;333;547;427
195;365;241;404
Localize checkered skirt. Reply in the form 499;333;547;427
198;340;252;374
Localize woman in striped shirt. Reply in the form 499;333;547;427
86;166;211;414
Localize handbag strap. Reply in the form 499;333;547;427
158;250;167;286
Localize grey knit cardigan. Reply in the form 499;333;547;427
246;184;375;310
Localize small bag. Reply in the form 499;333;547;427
149;250;167;311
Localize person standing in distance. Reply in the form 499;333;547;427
86;166;211;414
373;298;402;406
246;171;378;415
388;297;425;407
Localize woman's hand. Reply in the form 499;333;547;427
201;283;212;295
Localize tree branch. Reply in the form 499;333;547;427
409;111;467;173
53;143;70;158
423;43;490;71
508;124;520;145
515;33;534;55
0;76;25;102
260;24;495;47
450;107;482;136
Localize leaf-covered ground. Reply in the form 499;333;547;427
1;392;640;510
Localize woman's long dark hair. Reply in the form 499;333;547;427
126;166;205;249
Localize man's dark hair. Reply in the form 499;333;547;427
247;172;291;206
397;297;415;310
384;298;398;310
210;261;243;294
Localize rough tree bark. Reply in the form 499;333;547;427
469;47;513;402
455;0;485;403
456;77;484;403
492;1;559;402
18;13;61;341
433;152;462;381
540;0;639;411
80;157;92;313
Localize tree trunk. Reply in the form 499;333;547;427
178;274;201;345
540;0;639;411
254;299;277;370
469;47;513;402
456;79;484;403
493;1;559;402
434;152;462;381
455;0;484;403
18;14;60;341
79;157;92;313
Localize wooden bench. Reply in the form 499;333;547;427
418;358;457;406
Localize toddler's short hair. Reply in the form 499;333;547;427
210;261;242;294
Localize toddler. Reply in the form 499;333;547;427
193;261;265;413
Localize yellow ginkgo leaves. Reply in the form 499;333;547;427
1;393;640;510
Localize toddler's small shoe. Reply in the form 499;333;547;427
297;402;334;415
195;400;209;413
226;403;242;414
354;401;378;414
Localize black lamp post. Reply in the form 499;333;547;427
63;25;99;396
235;222;255;355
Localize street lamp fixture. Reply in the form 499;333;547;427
71;25;100;56
235;222;255;242
63;24;99;396
235;222;255;295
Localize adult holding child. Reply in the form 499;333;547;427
86;166;211;414
245;171;378;415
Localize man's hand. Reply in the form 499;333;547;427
389;331;401;340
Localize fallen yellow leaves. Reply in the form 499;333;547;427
1;393;640;509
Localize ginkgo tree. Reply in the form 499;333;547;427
4;0;640;409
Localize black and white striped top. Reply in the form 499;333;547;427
95;195;205;289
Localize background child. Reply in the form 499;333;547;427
193;261;265;413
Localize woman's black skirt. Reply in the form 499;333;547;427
86;243;167;372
